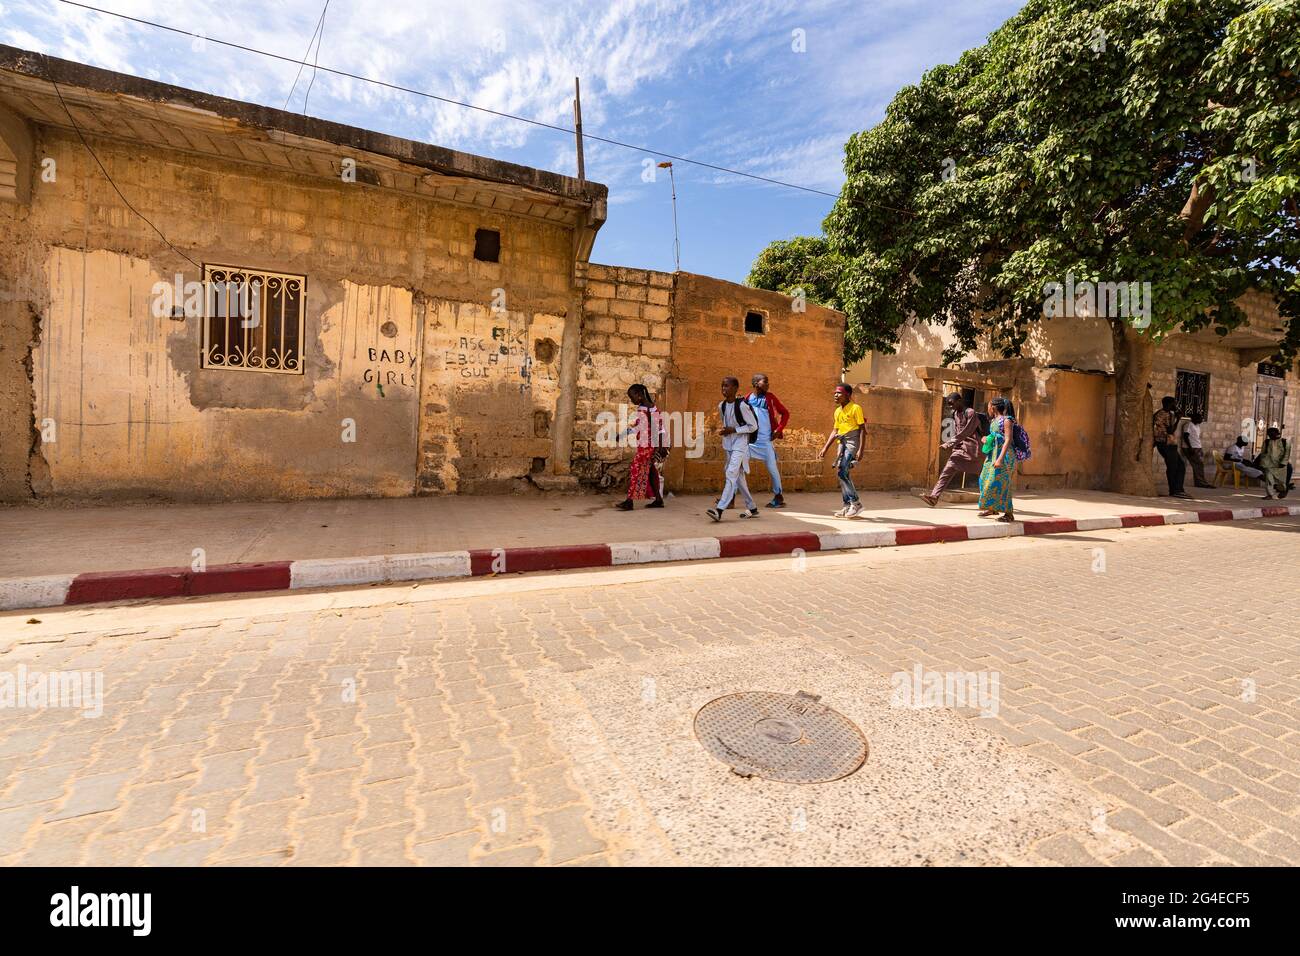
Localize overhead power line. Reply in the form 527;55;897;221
301;0;330;115
51;0;912;215
45;56;200;268
281;0;330;112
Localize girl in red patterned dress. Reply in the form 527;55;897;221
615;384;666;511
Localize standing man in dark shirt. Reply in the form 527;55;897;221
921;393;985;507
1153;395;1190;499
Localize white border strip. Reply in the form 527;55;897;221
1076;516;1123;531
384;552;472;582
290;551;470;589
966;522;1020;539
0;574;76;612
817;529;898;550
610;537;721;565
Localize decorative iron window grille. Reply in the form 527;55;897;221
201;265;305;374
1174;369;1209;420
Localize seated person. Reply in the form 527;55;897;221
1255;428;1291;499
1224;436;1263;479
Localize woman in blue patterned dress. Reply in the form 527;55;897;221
977;397;1016;522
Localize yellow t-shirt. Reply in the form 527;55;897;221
834;402;865;436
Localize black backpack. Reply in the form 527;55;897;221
723;399;757;443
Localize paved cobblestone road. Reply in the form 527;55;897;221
1;517;1298;865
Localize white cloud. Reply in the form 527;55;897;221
2;0;1024;205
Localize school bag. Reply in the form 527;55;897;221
723;399;758;443
1012;422;1032;461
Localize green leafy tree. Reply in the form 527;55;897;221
746;235;847;324
753;0;1299;495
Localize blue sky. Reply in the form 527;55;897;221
1;0;1024;281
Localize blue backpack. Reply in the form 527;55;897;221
1012;422;1032;461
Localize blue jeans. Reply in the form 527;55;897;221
748;441;783;497
836;435;860;504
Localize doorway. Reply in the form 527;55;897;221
936;384;990;491
1252;381;1287;453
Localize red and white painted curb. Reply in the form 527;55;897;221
3;504;1296;613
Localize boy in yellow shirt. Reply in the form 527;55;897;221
819;383;865;518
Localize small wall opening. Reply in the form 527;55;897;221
474;229;501;262
744;311;766;334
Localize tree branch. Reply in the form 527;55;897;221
1180;179;1215;241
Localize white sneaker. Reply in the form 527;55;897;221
833;506;850;517
845;501;863;518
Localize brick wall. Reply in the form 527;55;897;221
669;273;843;494
571;268;846;496
570;264;674;489
1151;336;1298;477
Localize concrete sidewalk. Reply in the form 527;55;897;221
1;486;1295;611
0;485;1284;574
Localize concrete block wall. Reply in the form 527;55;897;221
1150;337;1298;474
1152;290;1299;478
0;199;40;499
669;273;844;495
570;264;673;490
1;125;581;501
571;267;847;496
417;301;567;494
852;385;937;490
4;109;860;504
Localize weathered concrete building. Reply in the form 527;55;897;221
0;47;843;503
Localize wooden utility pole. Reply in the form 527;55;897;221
573;77;585;184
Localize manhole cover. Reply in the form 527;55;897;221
693;691;868;783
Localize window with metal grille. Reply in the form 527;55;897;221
1174;369;1209;419
201;265;305;374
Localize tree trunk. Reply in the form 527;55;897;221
1106;319;1158;496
